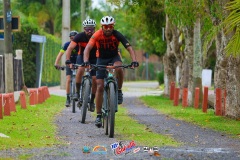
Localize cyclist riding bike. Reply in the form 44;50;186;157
55;30;79;107
65;19;97;112
82;16;139;127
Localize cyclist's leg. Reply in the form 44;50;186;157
112;55;123;104
89;58;97;112
65;66;72;107
95;78;104;127
94;58;110;127
74;55;84;100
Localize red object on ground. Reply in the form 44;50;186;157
43;86;50;99
9;93;16;112
34;89;38;104
170;82;175;100
182;88;188;107
20;91;27;109
215;88;222;116
194;88;200;109
41;87;46;102
173;88;180;106
223;89;226;116
202;87;208;113
29;89;36;105
38;87;43;104
0;94;2;119
3;94;10;116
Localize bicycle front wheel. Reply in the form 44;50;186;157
81;79;91;123
71;78;76;113
103;90;108;135
108;82;117;138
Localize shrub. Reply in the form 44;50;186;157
157;71;164;85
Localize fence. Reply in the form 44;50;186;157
0;52;24;93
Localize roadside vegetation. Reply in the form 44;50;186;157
0;95;66;150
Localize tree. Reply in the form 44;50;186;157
204;0;240;118
3;0;14;93
222;0;240;118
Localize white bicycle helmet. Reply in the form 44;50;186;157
82;19;96;27
100;16;115;25
69;30;78;37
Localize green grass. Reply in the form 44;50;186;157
2;93;239;151
115;106;180;147
140;95;240;138
0;95;66;150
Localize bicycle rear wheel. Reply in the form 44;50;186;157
108;82;117;138
81;79;91;123
71;78;76;113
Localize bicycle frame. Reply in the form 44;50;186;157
70;65;77;113
59;65;77;113
90;64;132;138
79;68;92;123
102;68;118;114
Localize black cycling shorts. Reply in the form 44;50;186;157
66;65;72;76
96;55;122;79
76;54;97;76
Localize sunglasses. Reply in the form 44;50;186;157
102;25;114;30
84;27;95;32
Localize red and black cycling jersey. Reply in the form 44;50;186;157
72;32;97;59
88;29;131;58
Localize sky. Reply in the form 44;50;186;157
91;0;105;9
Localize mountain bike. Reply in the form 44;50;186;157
90;64;133;138
59;64;78;113
77;66;93;123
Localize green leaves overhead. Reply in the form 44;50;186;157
165;0;199;27
223;0;240;56
128;0;166;56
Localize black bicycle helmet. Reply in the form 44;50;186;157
69;30;78;37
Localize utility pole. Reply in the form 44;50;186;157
3;0;14;93
60;0;70;89
81;0;85;31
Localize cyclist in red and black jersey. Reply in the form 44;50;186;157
83;16;139;127
65;19;97;112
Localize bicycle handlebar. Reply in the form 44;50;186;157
56;64;134;71
56;64;92;71
89;64;133;70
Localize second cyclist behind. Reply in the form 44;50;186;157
65;18;97;112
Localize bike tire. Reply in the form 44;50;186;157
103;90;108;135
81;79;91;123
71;78;76;113
108;82;116;138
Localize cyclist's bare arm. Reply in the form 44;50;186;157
126;46;137;62
83;44;94;62
55;51;64;66
66;41;77;60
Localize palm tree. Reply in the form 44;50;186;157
223;0;240;56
